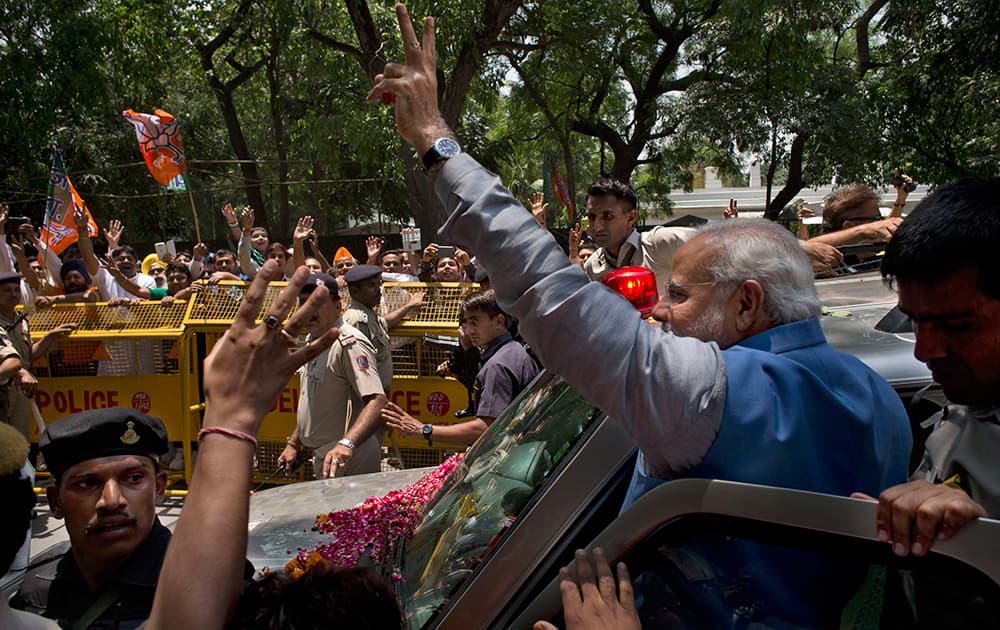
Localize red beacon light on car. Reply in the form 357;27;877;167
601;266;659;318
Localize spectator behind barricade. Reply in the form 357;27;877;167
0;207;51;303
379;248;419;281
278;273;388;479
384;290;538;446
75;208;156;302
212;248;245;281
220;203;264;278
33;258;99;307
417;243;474;281
145;262;403;629
332;247;357;276
265;242;292;279
1;272;77;438
100;258;200;305
142;254;167;288
11;409;171;627
291;216;333;276
365;11;911;621
0;424;58;628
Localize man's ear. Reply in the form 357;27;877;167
47;485;63;520
155;470;168;505
627;208;638;229
732;279;767;334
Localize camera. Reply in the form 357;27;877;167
890;172;917;193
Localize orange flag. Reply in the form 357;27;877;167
40;143;98;255
122;109;187;186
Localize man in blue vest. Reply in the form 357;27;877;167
368;6;912;624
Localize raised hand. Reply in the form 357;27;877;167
723;198;738;219
104;219;124;249
240;206;255;231
293;216;314;242
530;192;549;229
221;203;238;225
366;236;383;262
366;4;450;156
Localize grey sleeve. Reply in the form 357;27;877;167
437;155;726;475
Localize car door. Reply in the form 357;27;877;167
514;479;1000;629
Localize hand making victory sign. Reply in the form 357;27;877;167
366;4;453;159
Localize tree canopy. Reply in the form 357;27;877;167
1;0;996;244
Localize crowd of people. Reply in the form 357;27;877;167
1;4;997;629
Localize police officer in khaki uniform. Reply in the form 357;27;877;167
278;273;388;478
0;272;76;438
341;264;425;393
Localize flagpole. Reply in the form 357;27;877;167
186;188;202;243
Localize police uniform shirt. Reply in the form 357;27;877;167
583;226;695;288
0;310;33;436
473;331;540;421
14;519;171;629
297;321;385;467
342;299;393;392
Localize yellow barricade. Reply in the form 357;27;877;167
25;281;479;485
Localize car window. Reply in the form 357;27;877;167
618;514;1000;629
399;371;602;629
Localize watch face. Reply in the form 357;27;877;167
434;138;461;159
422;424;433;436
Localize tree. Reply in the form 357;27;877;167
307;0;524;236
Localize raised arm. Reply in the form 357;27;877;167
368;5;725;476
148;262;338;629
306;230;331;271
74;207;101;277
220;203;242;243
292;216;313;269
237;206;258;279
100;256;151;299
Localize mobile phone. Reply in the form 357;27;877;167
155;242;168;259
165;239;177;258
437;245;455;259
4;217;30;235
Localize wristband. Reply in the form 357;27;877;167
337;438;355;450
227;221;239;228
198;426;258;450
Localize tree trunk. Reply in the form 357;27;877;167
765;132;810;220
267;53;290;236
212;86;269;230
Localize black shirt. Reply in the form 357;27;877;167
14;518;171;629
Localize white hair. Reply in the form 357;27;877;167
697;219;821;325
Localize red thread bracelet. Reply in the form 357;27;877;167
198;426;258;450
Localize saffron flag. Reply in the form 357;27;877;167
552;163;575;224
122;108;187;186
40;143;99;256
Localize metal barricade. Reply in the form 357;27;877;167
26;281;480;485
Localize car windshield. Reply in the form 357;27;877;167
399;371;602;629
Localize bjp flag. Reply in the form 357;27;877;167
40;143;98;255
122;109;187;186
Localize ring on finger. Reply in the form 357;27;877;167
263;315;281;330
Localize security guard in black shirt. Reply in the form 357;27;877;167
12;408;170;629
